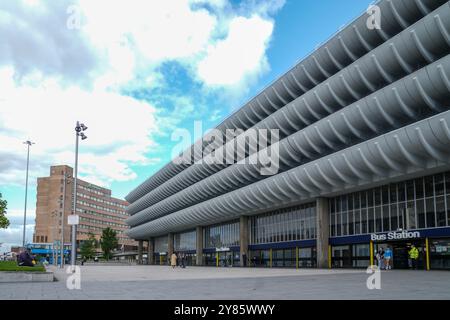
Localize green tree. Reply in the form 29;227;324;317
100;227;118;260
0;193;9;229
80;232;97;260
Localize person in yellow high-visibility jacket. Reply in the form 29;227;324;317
408;245;419;270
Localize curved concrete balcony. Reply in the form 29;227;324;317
125;0;445;204
126;111;450;239
126;54;450;227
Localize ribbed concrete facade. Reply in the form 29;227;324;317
126;0;450;269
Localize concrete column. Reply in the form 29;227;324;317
240;216;249;267
137;240;143;265
148;238;154;265
316;197;329;269
196;226;203;266
168;233;174;258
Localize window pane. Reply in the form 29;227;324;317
426;198;436;228
447;195;450;227
307;208;312;239
390;204;398;231
382;205;390;231
368;190;374;207
354;209;361;234
342;211;348;236
361;191;367;208
374;188;381;206
336;213;341;236
406;201;416;229
415;178;424;199
330;212;335;237
435;174;445;196
425;176;434;198
417;199;426;229
406;180;414;201
398;182;406;202
354;193;360;209
342;195;348;212
336;197;341;213
398;202;405;229
446;173;450;195
375;207;382;232
368;208;374;233
389;184;397;203
382;186;389;205
436;196;446;227
312;207;317;239
361;208;368;234
348;210;354;235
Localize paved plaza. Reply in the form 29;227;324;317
1;265;449;300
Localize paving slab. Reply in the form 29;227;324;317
0;265;448;300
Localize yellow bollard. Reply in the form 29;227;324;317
370;241;374;266
328;245;332;269
269;249;273;268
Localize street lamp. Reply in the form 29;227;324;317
70;121;88;268
22;140;35;247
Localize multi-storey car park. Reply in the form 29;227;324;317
126;0;450;270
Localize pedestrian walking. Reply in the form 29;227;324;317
242;253;247;267
171;253;177;269
409;244;419;270
384;246;393;270
376;247;385;270
177;253;182;267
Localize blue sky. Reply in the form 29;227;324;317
0;0;373;249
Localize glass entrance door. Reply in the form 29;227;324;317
376;240;425;270
332;245;352;268
394;240;425;270
218;251;232;267
391;243;410;269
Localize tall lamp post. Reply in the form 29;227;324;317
70;121;88;268
22;140;35;247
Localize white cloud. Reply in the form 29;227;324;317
197;15;273;86
74;0;280;91
0;0;285;189
76;0;218;90
0;224;35;252
209;109;223;122
0;209;35;250
0;68;159;187
1;0;283;90
0;0;98;85
1;0;283;94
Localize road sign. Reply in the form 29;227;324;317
67;215;79;225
